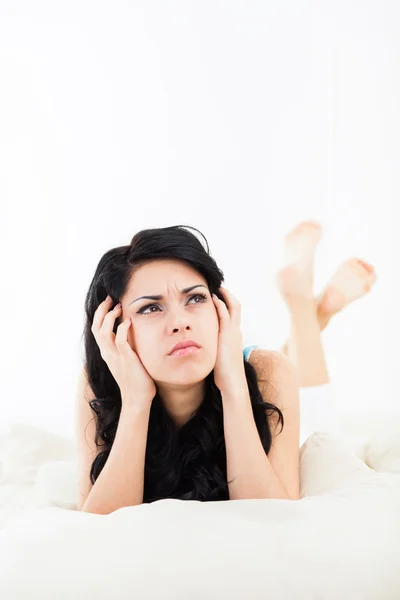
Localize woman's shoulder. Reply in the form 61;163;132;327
247;348;299;419
246;347;295;377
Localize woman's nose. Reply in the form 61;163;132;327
172;324;191;333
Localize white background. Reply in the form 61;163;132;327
1;1;398;438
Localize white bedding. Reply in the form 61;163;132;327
0;420;399;599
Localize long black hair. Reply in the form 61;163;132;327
82;225;284;502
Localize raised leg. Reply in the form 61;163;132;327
275;223;377;388
274;221;328;387
279;298;332;356
283;297;329;387
280;294;337;354
279;257;378;382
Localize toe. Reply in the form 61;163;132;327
356;258;375;274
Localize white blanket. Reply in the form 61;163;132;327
0;422;399;599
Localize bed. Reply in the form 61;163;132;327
0;414;399;599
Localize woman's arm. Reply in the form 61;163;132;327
80;399;152;514
250;349;300;499
221;350;300;501
222;385;293;500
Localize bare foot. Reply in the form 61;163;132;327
317;258;378;316
275;220;322;302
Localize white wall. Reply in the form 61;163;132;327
0;1;398;438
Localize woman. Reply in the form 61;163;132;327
75;221;377;513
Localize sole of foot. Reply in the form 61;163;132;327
275;220;322;301
317;258;378;316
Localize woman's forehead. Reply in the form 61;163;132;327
124;260;208;304
129;259;205;289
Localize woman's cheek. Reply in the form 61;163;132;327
211;307;220;333
129;324;152;357
127;320;139;351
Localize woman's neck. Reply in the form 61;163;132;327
157;380;206;428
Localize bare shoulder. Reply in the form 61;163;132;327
248;348;297;383
248;348;300;412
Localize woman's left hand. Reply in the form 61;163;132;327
212;286;247;394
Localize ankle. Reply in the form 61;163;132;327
285;295;319;316
317;305;334;332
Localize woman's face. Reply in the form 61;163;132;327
120;259;220;386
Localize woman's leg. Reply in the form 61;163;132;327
275;221;329;387
274;222;378;444
281;290;341;443
279;255;378;386
279;299;332;357
283;298;329;387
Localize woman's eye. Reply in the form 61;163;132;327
138;293;208;315
140;305;159;314
188;293;208;306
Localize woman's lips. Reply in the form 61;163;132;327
169;346;201;358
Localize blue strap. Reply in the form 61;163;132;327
243;345;259;362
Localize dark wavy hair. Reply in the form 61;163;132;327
82;225;284;503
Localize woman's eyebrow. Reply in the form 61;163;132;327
128;284;208;305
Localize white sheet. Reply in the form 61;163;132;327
299;383;340;446
0;420;399;599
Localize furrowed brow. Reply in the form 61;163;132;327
129;284;208;305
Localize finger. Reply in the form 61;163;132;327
218;287;241;326
93;301;122;357
101;302;122;330
91;296;115;354
91;295;114;332
212;293;230;322
115;317;134;355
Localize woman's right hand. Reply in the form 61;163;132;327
91;295;156;409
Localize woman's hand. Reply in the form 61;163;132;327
212;287;247;394
91;295;156;409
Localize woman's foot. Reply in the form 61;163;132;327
317;258;378;317
275;220;322;303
